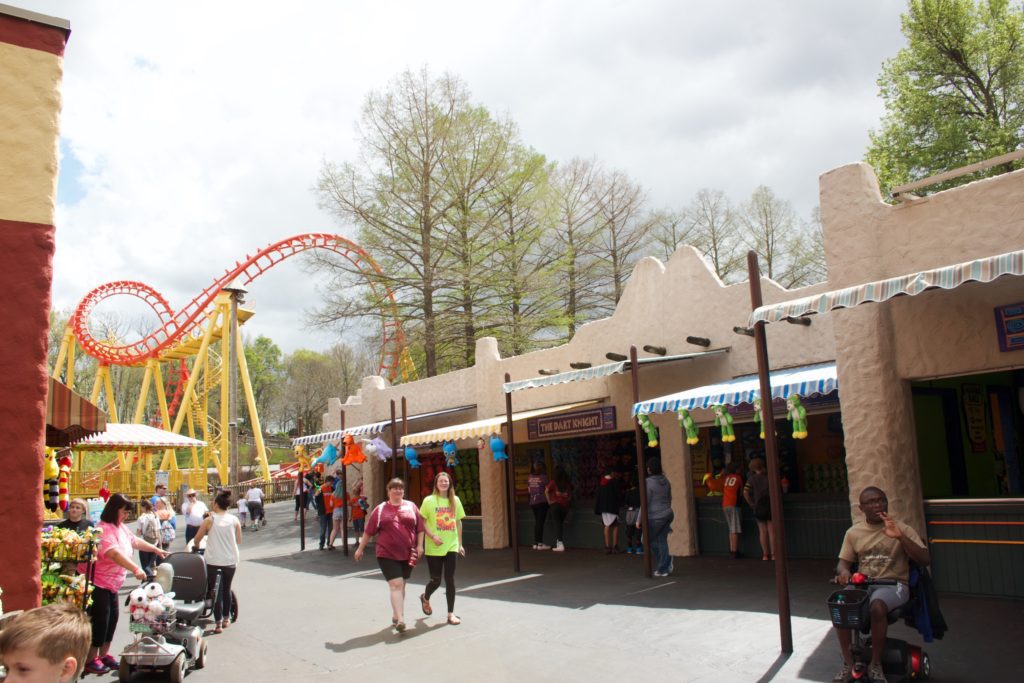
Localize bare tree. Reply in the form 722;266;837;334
649;208;700;262
688;188;742;282
594;169;649;306
739;186;824;288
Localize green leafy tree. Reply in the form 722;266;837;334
867;0;1024;195
243;335;283;433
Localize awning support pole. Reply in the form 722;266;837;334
630;346;653;579
504;373;521;572
340;409;348;556
747;251;793;654
298;417;306;552
401;397;408;482
390;400;398;481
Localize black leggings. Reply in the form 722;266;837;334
207;565;236;623
531;502;549;544
424;552;458;613
549;504;568;542
88;586;119;647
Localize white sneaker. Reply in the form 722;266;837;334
535;543;551;550
653;571;667;577
552;542;565;552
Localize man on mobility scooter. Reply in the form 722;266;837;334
832;487;931;683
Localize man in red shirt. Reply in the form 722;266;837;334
721;463;744;558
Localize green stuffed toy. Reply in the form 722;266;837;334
637;414;659;447
712;405;736;443
753;398;766;440
787;395;808;439
676;408;699;445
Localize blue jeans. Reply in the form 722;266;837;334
649;512;674;573
318;514;331;548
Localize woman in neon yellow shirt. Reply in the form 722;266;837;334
418;472;466;625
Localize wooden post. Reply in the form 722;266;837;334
401;396;409;482
631;346;653;578
747;251;793;654
298;417;306;552
389;400;398;481
340;409;348;556
504;373;520;572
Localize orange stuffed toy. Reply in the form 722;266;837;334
341;434;365;466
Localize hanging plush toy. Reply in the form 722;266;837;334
787;395;808;439
637;414;659;447
404;446;421;469
313;442;340;468
753;398;766;440
294;445;311;471
712;405;736;443
442;441;459;467
57;452;73;511
342;434;366;466
676;408;699;445
489;436;508;462
43;449;59;511
362;437;392;461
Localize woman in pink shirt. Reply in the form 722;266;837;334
83;494;167;676
354;478;424;634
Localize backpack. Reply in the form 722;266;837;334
160;519;176;545
139;514;159;544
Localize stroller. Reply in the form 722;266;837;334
117;552;235;681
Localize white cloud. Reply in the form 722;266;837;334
25;0;906;356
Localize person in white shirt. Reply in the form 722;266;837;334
181;489;209;544
191;491;241;633
236;497;248;527
245;485;264;529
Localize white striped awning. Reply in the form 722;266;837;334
502;349;729;393
750;249;1024;325
71;423;207;450
633;362;837;415
292;420;390;446
401;400;600;446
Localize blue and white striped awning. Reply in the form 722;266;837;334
503;349;729;393
749;249;1024;325
633;362;838;415
292;420;389;446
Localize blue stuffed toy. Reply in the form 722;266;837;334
442;441;459;466
313;442;340;468
489;435;508;462
404;445;421;469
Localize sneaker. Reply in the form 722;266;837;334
831;663;852;683
866;663;887;683
653;571;667;577
84;658;110;675
552;541;565;552
100;654;119;669
531;543;538;550
535;543;551;550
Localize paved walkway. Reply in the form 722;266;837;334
108;501;1018;682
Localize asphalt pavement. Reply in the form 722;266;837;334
102;500;1018;683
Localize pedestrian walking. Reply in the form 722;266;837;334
135;499;160;581
245;483;264;529
594;466;623;553
191;491;241;634
638;456;674;576
743;457;774;561
527;461;550;550
622;471;642;554
329;473;347;549
545;466;572;552
181;489;208;545
315;475;336;550
353;478;424;634
418;472;466;625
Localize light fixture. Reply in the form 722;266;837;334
605;352;628;362
538;368;560;375
786;317;812;326
686;336;711;347
732;326;755;337
642;345;667;356
569;361;592;369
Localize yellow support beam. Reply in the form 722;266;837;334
235;323;271;482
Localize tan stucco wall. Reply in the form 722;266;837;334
821;163;1024;535
0;40;63;223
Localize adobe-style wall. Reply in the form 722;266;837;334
0;6;70;611
820;163;1024;535
325;245;839;555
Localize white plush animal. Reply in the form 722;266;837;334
143;582;164;600
128;587;148;619
145;600;165;619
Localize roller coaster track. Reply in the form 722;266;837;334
69;234;414;383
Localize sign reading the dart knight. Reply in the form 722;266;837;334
528;407;616;440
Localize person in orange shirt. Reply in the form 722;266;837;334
315;475;336;550
351;489;368;536
721;463;744;558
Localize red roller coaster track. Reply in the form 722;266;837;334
69;234;411;383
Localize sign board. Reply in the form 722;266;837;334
995;302;1024;352
154;470;169;488
87;499;104;525
527;406;616;440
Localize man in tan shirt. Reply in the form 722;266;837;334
833;487;931;683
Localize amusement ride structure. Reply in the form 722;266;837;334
51;233;415;490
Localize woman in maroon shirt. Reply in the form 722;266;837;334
355;478;424;633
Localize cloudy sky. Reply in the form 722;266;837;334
22;0;908;355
